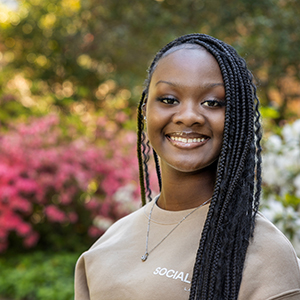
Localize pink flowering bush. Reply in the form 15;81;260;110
0;114;156;252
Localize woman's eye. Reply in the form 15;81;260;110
202;100;225;107
158;97;179;105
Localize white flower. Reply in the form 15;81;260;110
262;119;300;252
283;124;294;143
295;216;300;228
113;183;141;213
262;153;281;185
113;183;137;203
265;135;282;152
260;197;284;222
286;206;297;218
283;121;300;146
292;119;300;136
93;216;114;231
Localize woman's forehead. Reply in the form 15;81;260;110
150;47;223;88
150;44;207;75
161;43;206;58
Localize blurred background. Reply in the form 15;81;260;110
0;0;299;299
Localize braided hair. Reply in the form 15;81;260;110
136;33;262;300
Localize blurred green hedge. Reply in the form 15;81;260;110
0;251;79;300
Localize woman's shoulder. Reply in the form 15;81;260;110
251;212;299;262
246;211;300;277
88;202;150;250
239;211;300;300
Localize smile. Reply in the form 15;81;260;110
166;132;209;149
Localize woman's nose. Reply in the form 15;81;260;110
172;101;205;127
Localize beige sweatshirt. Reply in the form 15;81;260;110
75;200;300;300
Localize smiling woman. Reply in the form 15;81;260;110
74;34;300;300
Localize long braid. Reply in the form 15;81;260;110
153;149;162;191
136;33;262;299
250;70;262;227
137;92;162;204
137;92;147;205
142;137;152;201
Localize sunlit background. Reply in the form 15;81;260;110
0;0;299;299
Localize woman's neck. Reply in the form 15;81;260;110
157;164;217;211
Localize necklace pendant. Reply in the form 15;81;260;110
141;252;148;262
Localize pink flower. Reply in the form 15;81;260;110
59;193;72;205
115;112;128;123
100;201;111;217
11;197;32;213
45;205;66;223
0;229;7;239
15;178;37;194
1;213;22;230
0;113;143;252
1;186;18;199
88;226;101;237
96;116;108;127
23;232;39;248
17;222;31;236
68;212;78;223
101;176;120;196
85;198;100;210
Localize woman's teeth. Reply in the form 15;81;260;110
170;136;206;143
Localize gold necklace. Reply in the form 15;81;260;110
141;197;211;262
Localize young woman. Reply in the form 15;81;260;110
75;34;300;299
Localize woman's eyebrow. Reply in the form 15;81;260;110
155;80;224;89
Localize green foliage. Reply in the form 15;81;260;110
0;251;78;300
260;106;280;120
284;193;300;207
0;0;299;122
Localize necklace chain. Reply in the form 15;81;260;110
141;197;211;262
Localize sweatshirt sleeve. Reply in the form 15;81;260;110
74;253;90;300
239;212;300;300
73;211;139;300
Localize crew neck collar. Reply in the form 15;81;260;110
143;194;210;225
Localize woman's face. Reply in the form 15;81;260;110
145;47;226;173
